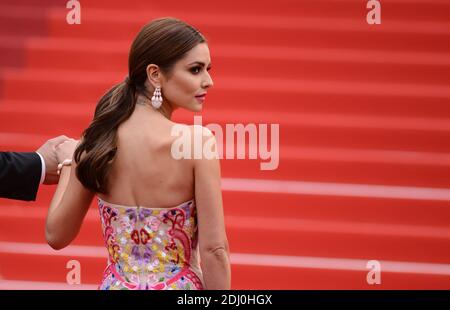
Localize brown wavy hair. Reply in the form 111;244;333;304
73;17;206;194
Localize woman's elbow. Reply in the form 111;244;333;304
201;240;230;258
45;226;68;250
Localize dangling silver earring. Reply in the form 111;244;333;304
151;86;163;109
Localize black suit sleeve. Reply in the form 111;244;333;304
0;152;42;201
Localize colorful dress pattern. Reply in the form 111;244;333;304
97;197;204;290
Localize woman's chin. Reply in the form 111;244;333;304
189;103;203;113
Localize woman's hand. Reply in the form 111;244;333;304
36;135;71;185
55;138;79;163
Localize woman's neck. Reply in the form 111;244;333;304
135;94;173;120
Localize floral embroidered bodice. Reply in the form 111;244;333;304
97;197;204;290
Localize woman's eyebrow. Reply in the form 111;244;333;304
187;61;212;67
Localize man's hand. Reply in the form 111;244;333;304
55;139;79;164
36;135;71;185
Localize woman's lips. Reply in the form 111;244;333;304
195;94;206;103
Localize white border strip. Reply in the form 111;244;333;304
1;242;450;276
232;253;450;276
221;178;450;201
0;280;97;290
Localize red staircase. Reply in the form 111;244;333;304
1;0;450;289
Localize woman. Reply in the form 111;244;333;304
45;17;231;290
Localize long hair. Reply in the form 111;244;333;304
73;17;206;194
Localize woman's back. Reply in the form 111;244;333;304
96;105;205;290
98;104;195;209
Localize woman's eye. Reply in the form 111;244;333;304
190;67;201;74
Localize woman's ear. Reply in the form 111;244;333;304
146;64;161;88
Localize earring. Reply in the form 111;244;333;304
151;86;163;109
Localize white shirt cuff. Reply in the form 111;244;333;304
35;152;46;184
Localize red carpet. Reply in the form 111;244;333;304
0;0;450;289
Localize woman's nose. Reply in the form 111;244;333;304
203;73;213;88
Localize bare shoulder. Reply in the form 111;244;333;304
191;124;214;139
192;125;218;161
191;124;221;188
189;124;214;136
169;123;217;160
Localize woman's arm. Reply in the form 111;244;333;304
194;126;231;290
46;139;94;250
